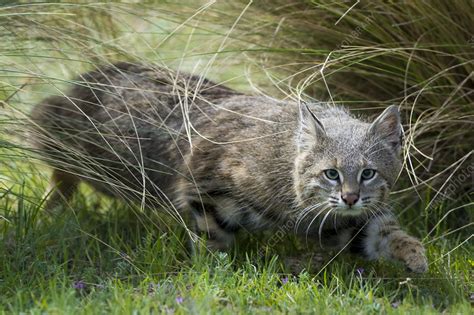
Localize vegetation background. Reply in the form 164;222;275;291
0;1;472;313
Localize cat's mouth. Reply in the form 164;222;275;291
328;199;370;217
330;205;364;216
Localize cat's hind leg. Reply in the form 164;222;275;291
42;169;79;212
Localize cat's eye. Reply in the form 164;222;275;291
361;169;376;181
324;169;340;181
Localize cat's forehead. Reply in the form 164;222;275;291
320;121;376;166
324;119;369;147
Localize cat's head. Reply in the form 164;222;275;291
293;104;403;217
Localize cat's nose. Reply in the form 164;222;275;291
342;193;359;207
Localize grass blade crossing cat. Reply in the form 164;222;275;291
30;62;428;273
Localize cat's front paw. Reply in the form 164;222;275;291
405;250;428;273
395;238;428;273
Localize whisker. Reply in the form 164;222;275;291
318;208;334;248
304;203;331;245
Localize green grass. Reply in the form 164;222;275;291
0;1;473;313
0;166;472;313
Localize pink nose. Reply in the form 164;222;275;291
342;193;359;207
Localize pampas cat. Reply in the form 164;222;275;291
31;62;428;273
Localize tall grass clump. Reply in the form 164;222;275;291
215;0;474;230
0;1;247;196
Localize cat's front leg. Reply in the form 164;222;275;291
188;200;238;252
355;213;428;273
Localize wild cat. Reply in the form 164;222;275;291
31;62;428;273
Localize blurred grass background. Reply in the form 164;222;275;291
0;1;472;313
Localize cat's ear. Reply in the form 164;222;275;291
297;103;326;151
368;105;402;152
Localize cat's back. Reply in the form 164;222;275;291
31;62;237;133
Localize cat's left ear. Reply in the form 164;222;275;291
368;105;402;152
297;102;326;151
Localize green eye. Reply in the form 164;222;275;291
361;169;376;181
324;169;340;181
